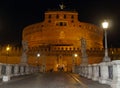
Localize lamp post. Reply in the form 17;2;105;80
36;53;40;72
72;53;78;73
6;45;10;64
102;20;111;62
74;53;78;65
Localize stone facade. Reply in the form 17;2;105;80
0;46;22;64
22;10;114;72
23;10;103;49
0;45;119;72
0;10;120;72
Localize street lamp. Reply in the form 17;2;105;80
102;20;111;62
37;53;40;58
36;53;40;72
6;45;10;64
74;53;78;65
74;53;78;57
72;53;78;73
36;53;40;64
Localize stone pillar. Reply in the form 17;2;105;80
72;55;75;73
0;63;2;78
92;64;99;81
21;41;28;65
87;64;92;79
106;62;113;85
42;54;46;73
84;65;88;77
80;65;84;76
30;66;33;74
14;65;19;76
99;62;109;84
80;38;88;65
20;65;24;75
5;64;12;80
111;60;120;88
30;66;34;74
81;65;85;76
79;66;82;75
25;65;29;74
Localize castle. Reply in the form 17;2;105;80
0;8;119;72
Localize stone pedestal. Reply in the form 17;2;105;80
84;66;88;77
29;66;33;74
92;64;99;81
99;62;109;84
14;65;19;76
0;63;2;79
25;65;29;74
21;41;28;65
5;64;12;81
80;65;85;76
111;60;120;88
3;75;9;82
20;66;24;75
30;66;34;73
72;64;75;73
87;65;92;79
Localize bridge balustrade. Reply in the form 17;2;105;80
0;63;38;82
76;60;120;88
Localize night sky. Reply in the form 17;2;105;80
0;0;120;47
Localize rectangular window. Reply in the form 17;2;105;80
56;21;67;26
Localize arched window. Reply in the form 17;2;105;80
48;14;51;19
56;14;59;19
71;15;74;19
64;14;66;19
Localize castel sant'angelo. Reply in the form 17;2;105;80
23;5;103;72
0;5;119;72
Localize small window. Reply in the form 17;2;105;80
56;14;59;19
58;48;60;50
45;48;47;51
64;15;66;19
56;22;67;26
56;23;58;26
60;22;63;26
48;15;51;19
48;20;51;23
71;15;74;19
64;22;67;26
79;25;81;27
66;48;68;50
73;47;75;50
71;20;74;23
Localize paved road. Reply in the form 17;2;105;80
0;72;111;88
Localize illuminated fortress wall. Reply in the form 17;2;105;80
22;10;104;71
0;46;22;64
23;11;103;49
0;10;120;72
0;46;119;71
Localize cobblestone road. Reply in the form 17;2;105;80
0;72;111;88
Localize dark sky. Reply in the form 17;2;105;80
0;0;120;47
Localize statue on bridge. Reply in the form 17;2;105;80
80;38;88;65
21;40;29;65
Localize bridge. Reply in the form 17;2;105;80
0;61;120;88
0;72;110;88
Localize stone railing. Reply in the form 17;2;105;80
75;60;120;88
0;63;38;82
